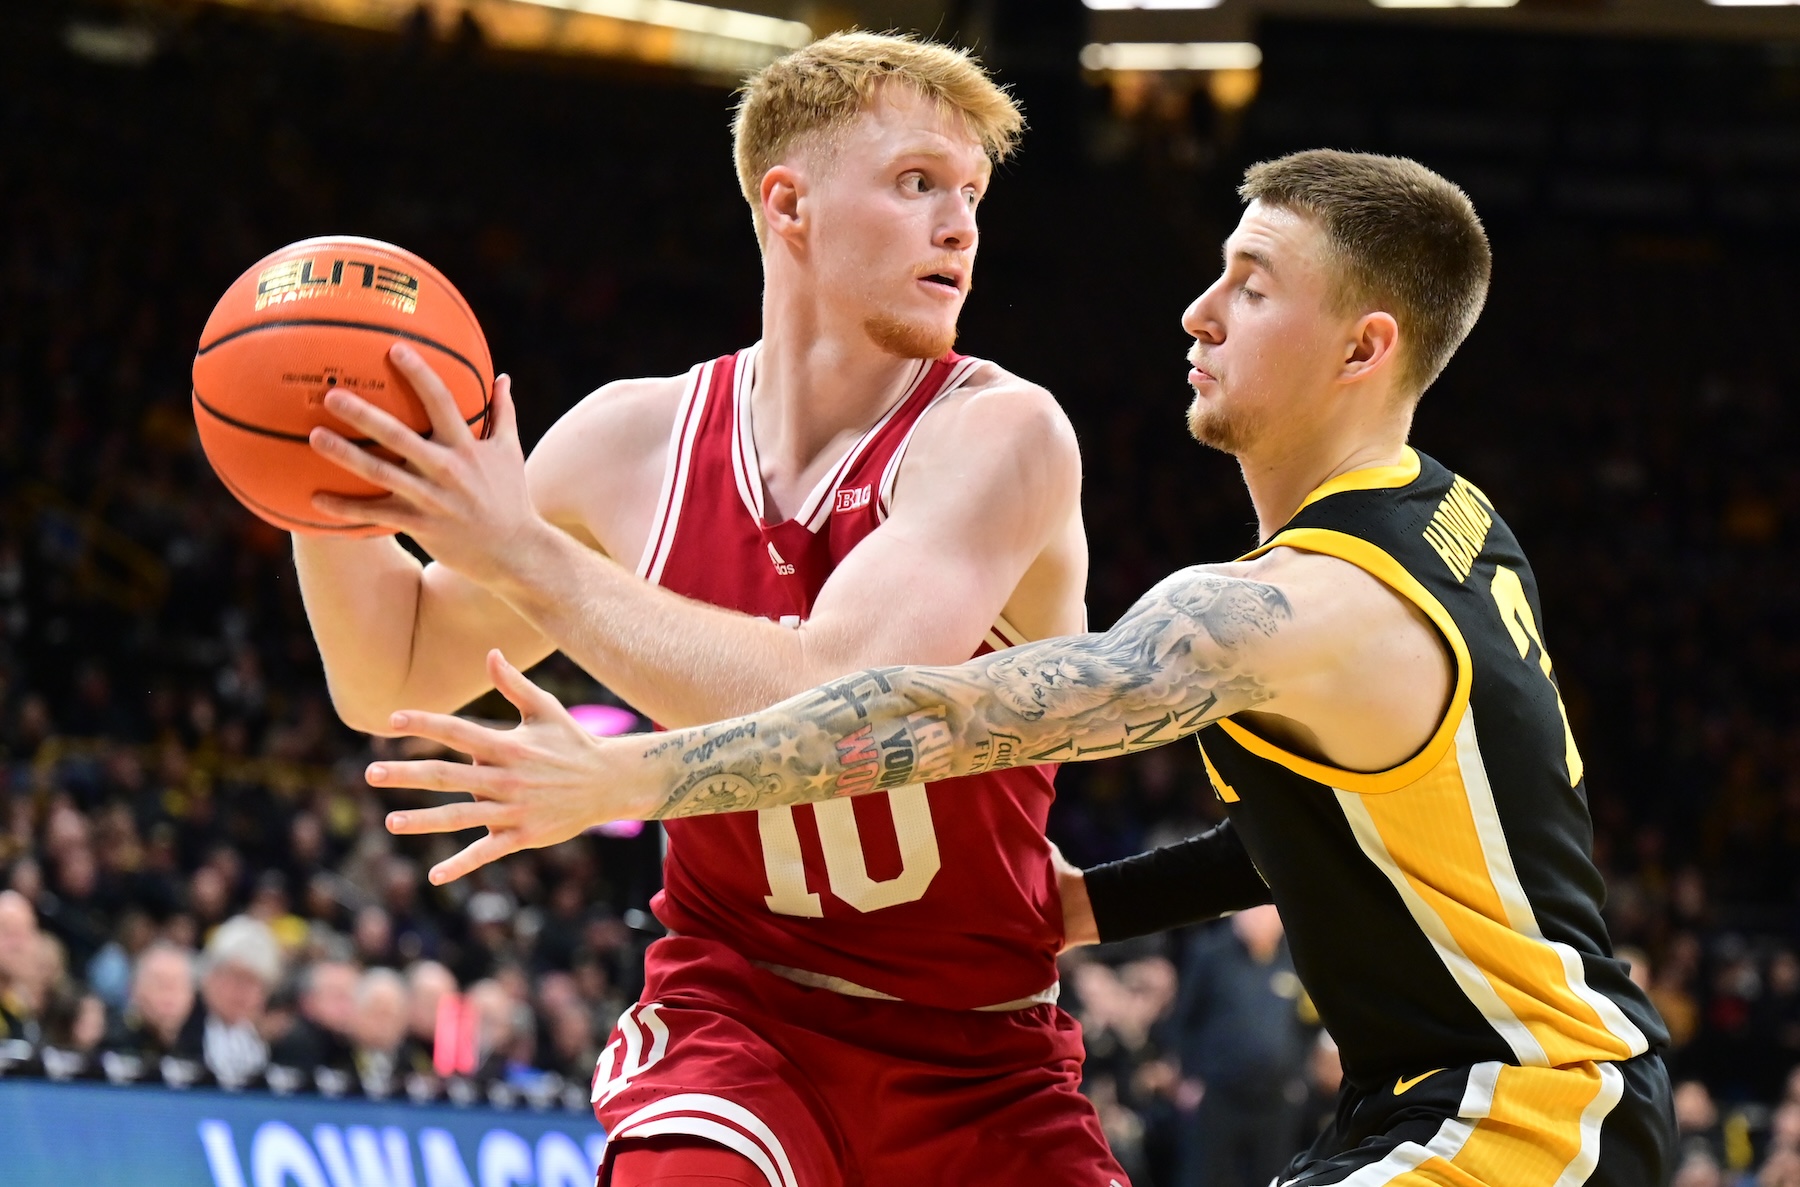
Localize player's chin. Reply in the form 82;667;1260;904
863;311;958;361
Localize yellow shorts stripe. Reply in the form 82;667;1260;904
1381;1062;1622;1187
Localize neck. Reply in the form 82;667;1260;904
754;266;928;498
1239;414;1412;542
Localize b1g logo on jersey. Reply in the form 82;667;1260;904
834;485;873;514
767;542;796;576
255;257;420;314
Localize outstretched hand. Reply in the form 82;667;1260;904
371;650;646;884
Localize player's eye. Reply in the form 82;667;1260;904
902;172;929;193
1241;285;1264;302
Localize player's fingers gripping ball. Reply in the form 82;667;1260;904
191;236;494;536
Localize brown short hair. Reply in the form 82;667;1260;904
732;32;1024;240
1240;150;1491;397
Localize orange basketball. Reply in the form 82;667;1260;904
191;236;493;536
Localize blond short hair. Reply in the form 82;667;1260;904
1240;150;1491;398
732;32;1024;239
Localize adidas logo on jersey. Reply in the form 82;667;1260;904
834;484;874;514
767;542;796;576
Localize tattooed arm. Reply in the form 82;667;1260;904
373;564;1306;882
634;567;1292;819
375;547;1452;884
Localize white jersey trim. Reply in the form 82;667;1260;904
636;361;714;584
1333;736;1553;1068
1304;1061;1499;1187
604;1091;799;1187
749;958;1058;1012
1553;1061;1625;1187
985;613;1030;652
1453;711;1651;1058
797;359;932;532
875;354;985;522
729;345;935;533
729;342;765;523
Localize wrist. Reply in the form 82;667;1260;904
486;515;575;604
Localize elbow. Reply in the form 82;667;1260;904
323;682;404;737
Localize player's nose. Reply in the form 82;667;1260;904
935;194;978;252
1182;289;1224;343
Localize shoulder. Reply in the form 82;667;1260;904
1229;546;1448;697
530;372;691;469
525;371;692;521
903;359;1080;484
1231;548;1419;638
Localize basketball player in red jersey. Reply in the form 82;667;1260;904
291;32;1123;1187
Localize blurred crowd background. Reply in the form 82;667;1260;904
5;2;1800;1185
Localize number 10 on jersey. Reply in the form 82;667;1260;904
758;788;943;916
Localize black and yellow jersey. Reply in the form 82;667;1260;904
1199;447;1667;1090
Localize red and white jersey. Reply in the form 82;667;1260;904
636;343;1063;1011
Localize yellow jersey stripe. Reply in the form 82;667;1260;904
1296;446;1424;514
1392;1062;1623;1187
1350;711;1641;1065
1335;774;1551;1067
1452;715;1650;1060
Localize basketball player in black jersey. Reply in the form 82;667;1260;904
367;149;1677;1186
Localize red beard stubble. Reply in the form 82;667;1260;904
864;312;957;361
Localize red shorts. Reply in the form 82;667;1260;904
591;935;1130;1187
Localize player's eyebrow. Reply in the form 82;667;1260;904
892;145;993;182
1225;246;1276;274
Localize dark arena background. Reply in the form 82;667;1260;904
4;0;1800;1183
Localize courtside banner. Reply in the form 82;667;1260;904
0;1080;604;1187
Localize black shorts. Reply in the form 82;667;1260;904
1280;1051;1674;1187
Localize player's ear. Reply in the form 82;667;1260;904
761;165;805;244
1341;311;1401;388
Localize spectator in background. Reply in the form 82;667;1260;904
85;909;157;1011
543;995;597;1085
1672;1147;1725;1187
191;915;280;1086
349;967;410;1097
458;891;518;985
1616;944;1652;992
1674;1079;1726;1168
1173;906;1311;1187
1754;1109;1800;1187
1654;933;1704;1052
108;941;196;1061
1067;951;1183;1184
39;844;107;973
270;958;356;1073
0;889;40;1041
533;878;588;973
1758;950;1800;1100
353;905;396;968
378;857;437;965
404;959;457;1072
40;985;106;1055
468;977;534;1085
246;871;308;955
1295;1031;1343;1147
